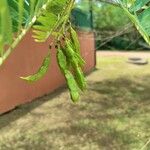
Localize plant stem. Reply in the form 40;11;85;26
0;0;51;66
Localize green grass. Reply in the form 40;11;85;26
0;56;150;150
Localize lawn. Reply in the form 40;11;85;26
0;54;150;150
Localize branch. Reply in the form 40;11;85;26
0;0;51;66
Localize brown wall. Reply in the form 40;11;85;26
0;31;95;114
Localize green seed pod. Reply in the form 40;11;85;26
70;57;78;68
57;47;80;102
65;39;76;58
75;53;85;67
74;67;86;91
64;70;80;102
70;27;80;54
61;47;72;69
57;47;68;73
62;40;78;69
57;38;86;102
20;52;51;82
65;52;86;91
65;39;85;67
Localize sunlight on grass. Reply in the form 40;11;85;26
0;55;150;150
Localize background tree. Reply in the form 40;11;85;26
75;0;150;50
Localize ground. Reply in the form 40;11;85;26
0;51;150;150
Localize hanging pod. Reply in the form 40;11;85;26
70;26;80;54
64;70;80;102
65;39;85;67
74;67;86;91
57;46;80;102
21;51;51;82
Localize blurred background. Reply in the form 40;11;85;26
72;0;150;51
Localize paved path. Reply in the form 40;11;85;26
97;50;150;58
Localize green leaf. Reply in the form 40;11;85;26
130;0;150;12
0;0;13;55
138;7;150;35
7;0;30;32
119;3;150;45
35;0;48;13
33;0;72;43
33;12;58;42
33;24;51;32
21;52;51;82
0;35;3;56
30;0;36;18
18;0;24;31
46;0;68;15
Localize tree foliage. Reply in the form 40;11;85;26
117;0;150;45
0;0;85;102
0;0;150;102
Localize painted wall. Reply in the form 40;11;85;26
0;31;95;114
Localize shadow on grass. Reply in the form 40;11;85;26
56;75;150;149
0;74;150;149
0;87;67;129
64;75;150;149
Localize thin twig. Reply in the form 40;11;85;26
140;138;150;150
